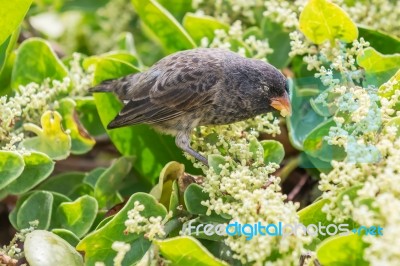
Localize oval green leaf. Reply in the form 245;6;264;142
52;229;80;247
94;156;133;208
25;230;83;266
0;0;32;45
316;234;368;266
57;98;95;154
0;151;24;190
260;140;285;164
303;119;346;162
150;161;184;209
5;152;54;194
16;191;53;230
155;236;228;266
287;85;324;150
57;195;98;237
131;0;195;53
183;13;229;45
77;193;167;266
12;38;68;87
357;47;400;87
299;0;358;44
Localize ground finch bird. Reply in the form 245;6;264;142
91;48;291;164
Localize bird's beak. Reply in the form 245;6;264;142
270;91;292;117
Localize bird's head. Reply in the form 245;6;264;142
247;59;291;117
269;79;291;117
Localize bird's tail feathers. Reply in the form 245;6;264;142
89;73;142;101
89;79;115;93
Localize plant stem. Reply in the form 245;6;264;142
279;156;300;183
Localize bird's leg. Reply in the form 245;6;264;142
175;131;208;165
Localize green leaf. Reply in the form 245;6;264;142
57;98;95;154
0;151;24;190
261;18;291;68
16;191;53;230
12;38;68;87
378;69;400;99
184;184;228;222
298;199;330;245
83;168;106;188
183;13;229;45
49;192;73;229
116;32;139;57
68;183;94;200
74;97;106;136
260;140;285;164
249;137;264;161
60;0;108;12
22;111;71;160
25;230;83;266
287;84;324;150
357;47;400;87
299;0;358;44
155;236;228;266
157;0;194;21
336;185;363;211
0;0;32;45
94;156;133;208
37;172;86;196
52;229;80;247
358;26;400;55
84;56;140;85
316;234;368;266
0;49;15;96
9;191;70;229
304;153;333;174
170;180;180;216
131;0;195;53
385;116;400;138
9;192;33;228
0;29;19;75
303;119;346;162
184;184;209;215
57;195;98;237
77;193;167;266
99;51;140;69
208;155;226;175
150;161;185;210
4;152;54;194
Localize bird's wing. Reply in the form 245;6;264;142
108;49;225;128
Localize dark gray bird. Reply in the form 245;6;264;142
91;48;291;165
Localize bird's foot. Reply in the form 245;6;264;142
175;132;209;166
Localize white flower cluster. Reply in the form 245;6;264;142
60;0;134;54
111;241;131;266
188;115;310;265
285;10;400;264
124;201;167;241
0;53;93;152
193;0;264;24
0;78;69;148
263;0;306;29
379;78;400;121
0;220;38;263
202;21;273;61
319;126;400;265
334;0;400;38
290;33;380;162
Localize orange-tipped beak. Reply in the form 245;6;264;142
270;91;292;117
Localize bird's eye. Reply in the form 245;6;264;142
285;81;290;93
